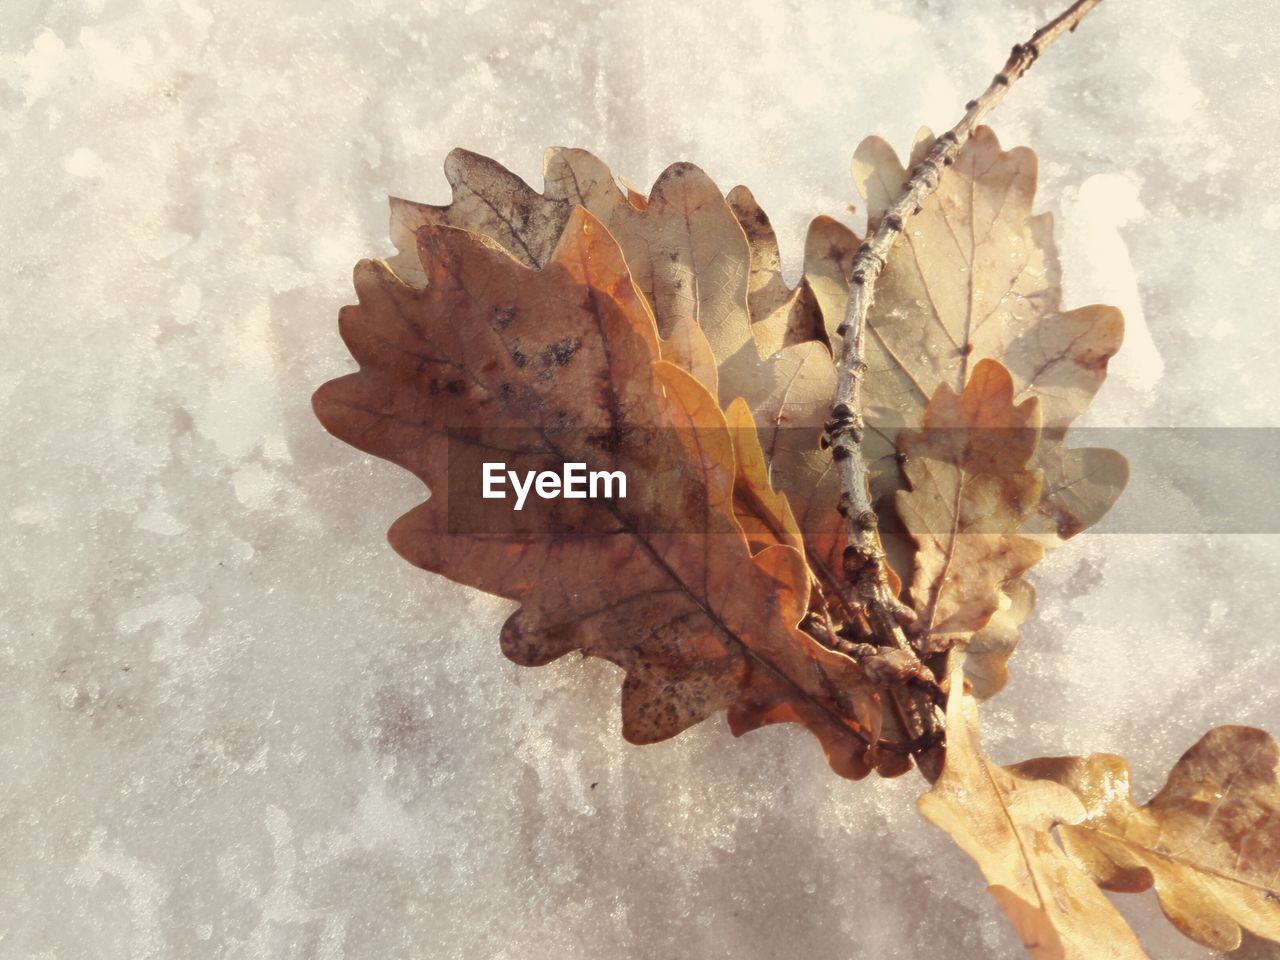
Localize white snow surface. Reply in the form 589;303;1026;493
3;0;1280;958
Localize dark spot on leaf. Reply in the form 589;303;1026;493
1056;511;1085;540
510;347;528;368
494;307;516;328
588;425;627;453
542;337;581;367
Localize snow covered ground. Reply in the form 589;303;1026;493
3;0;1279;957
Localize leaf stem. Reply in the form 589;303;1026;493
823;0;1105;760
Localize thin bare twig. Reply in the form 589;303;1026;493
823;0;1105;760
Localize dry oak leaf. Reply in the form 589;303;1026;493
774;127;1131;696
716;195;878;590
790;127;1127;554
544;149;758;399
390;146;759;405
853;126;1123;447
802;214;861;344
723;396;806;558
715;131;1125;670
1014;728;1280;952
724;184;793;323
388;151;797;564
962;577;1036;701
919;657;1151;960
714;207;873;587
896;359;1046;648
1021;442;1130;545
724;131;1127;702
716;209;850;581
736;340;843;575
725;184;825;356
313;205;885;778
857;125;1128;551
387;147;872;607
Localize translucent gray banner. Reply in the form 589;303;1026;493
442;427;1280;535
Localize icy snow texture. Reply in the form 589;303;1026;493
3;0;1279;957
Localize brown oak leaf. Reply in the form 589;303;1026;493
313;205;883;778
387;148;878;623
387;148;568;282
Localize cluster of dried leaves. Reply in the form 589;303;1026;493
313;131;1279;957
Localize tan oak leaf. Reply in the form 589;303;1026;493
962;577;1036;700
1014;728;1280;952
919;657;1152;960
896;359;1045;647
726;184;825;356
853;126;1124;449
